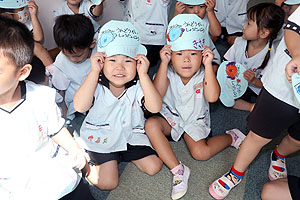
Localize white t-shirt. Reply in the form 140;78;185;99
120;0;171;45
52;48;95;120
224;37;275;95
262;7;300;109
53;0;100;32
0;81;79;200
77;81;152;153
214;0;248;34
160;66;211;142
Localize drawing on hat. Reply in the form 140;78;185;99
98;31;117;48
292;73;300;104
217;61;248;107
167;27;185;42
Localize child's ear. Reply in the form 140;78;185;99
260;29;270;39
90;39;97;49
18;64;32;81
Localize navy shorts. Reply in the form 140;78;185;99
247;87;300;140
86;144;156;166
288;175;300;200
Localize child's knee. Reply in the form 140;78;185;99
190;148;211;161
261;182;272;200
145;117;160;132
146;160;163;176
88;176;118;190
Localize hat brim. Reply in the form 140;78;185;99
99;44;147;58
177;0;206;5
0;2;27;9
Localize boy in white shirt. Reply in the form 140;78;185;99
52;14;96;120
0;15;93;200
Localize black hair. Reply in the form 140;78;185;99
0;15;34;68
247;3;285;69
26;56;46;84
53;14;94;54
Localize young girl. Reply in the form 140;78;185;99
54;0;104;33
145;14;245;200
73;20;163;190
224;3;284;112
209;4;298;200
174;0;221;73
0;0;44;43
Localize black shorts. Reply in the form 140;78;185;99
288;175;300;200
240;87;258;103
247;87;300;140
86;144;156;166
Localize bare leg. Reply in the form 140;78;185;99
234;131;271;172
276;134;300;156
261;178;292;200
132;154;163;176
184;133;232;161
233;99;252;111
145;116;180;169
85;160;119;190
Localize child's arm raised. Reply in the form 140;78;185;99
91;0;104;19
153;45;171;98
206;0;221;37
51;127;87;170
174;2;186;17
73;52;105;113
136;55;162;113
28;0;44;43
202;47;220;102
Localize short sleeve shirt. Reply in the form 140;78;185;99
52;49;95;119
77;81;152;153
160;66;211;142
53;0;100;32
122;0;171;45
262;7;300;109
224;37;275;95
214;0;248;34
0;81;79;199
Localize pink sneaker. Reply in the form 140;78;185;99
226;129;246;149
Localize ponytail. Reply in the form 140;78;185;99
258;40;272;70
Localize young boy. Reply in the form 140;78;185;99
0;0;44;43
52;14;96;120
0;16;93;200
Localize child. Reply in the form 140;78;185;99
145;14;246;200
54;0;104;33
209;2;300;199
214;0;249;46
119;0;171;72
0;15;94;200
0;0;44;43
174;0;221;72
52;14;96;120
73;20;163;190
224;3;285;112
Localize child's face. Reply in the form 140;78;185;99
67;0;82;6
0;53;21;97
62;47;91;64
242;19;258;41
171;50;202;84
103;54;137;89
184;4;206;19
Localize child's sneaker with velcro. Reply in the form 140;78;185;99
268;151;287;181
171;164;190;200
